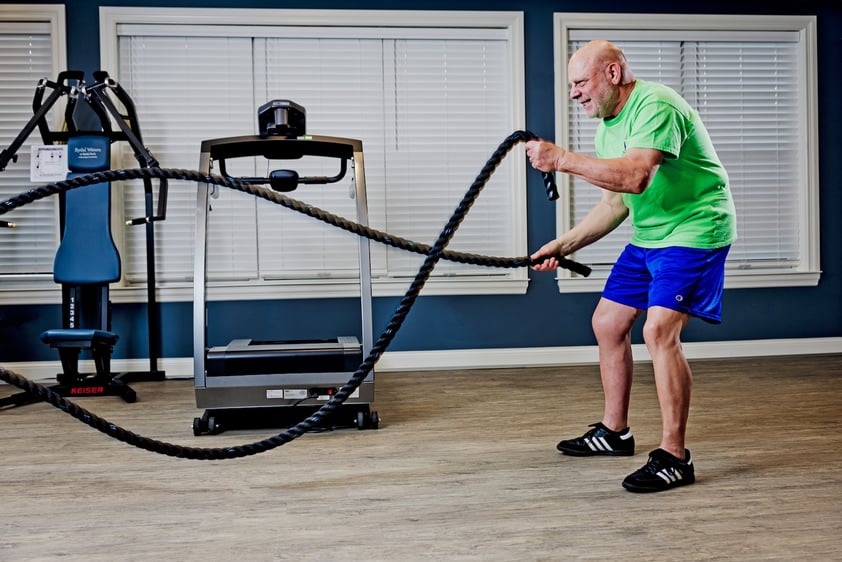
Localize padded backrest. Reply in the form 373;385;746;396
52;135;121;285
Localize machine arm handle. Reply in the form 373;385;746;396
87;71;168;224
0;72;82;171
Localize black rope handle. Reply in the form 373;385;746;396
0;130;587;459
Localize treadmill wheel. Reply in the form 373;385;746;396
193;412;220;436
356;410;380;430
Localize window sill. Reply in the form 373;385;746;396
0;269;818;305
555;269;822;294
0;274;530;305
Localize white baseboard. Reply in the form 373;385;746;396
3;337;840;383
375;337;842;371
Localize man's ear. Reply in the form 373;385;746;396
607;62;620;85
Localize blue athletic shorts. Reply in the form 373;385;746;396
602;244;730;324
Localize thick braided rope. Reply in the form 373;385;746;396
0;130;583;459
0;140;591;276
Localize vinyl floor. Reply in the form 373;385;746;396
1;354;841;561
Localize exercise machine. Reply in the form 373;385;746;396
192;100;378;435
40;133;131;400
0;71;167;408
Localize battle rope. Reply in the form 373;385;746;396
0;130;588;460
0;157;591;277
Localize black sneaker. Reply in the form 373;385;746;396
556;422;635;456
622;448;695;493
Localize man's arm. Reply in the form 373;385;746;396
526;140;663;194
531;190;628;271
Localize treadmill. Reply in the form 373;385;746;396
192;100;377;435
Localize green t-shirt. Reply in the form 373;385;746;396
595;79;737;249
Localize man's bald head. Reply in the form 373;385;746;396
568;40;636;119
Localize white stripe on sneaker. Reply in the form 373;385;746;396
656;467;683;484
586;436;611;452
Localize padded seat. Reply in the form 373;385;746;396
40;329;119;347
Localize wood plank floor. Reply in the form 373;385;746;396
1;354;841;561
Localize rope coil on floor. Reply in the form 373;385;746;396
0;130;590;460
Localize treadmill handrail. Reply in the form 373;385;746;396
201;134;362;162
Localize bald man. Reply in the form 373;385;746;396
527;40;737;493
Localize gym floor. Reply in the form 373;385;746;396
1;354;840;561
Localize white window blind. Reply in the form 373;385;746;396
0;22;59;274
111;16;522;296
384;39;516;277
565;32;805;276
118;36;258;283
253;37;385;279
683;41;800;266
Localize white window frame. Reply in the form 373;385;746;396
552;13;820;292
0;4;67;306
0;3;65;69
99;7;529;304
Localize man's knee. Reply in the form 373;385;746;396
642;307;688;348
592;308;616;339
592;299;639;340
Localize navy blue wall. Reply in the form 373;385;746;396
1;0;840;362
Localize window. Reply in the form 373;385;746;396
553;14;819;291
100;8;528;302
0;4;66;304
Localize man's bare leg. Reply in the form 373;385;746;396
642;305;692;459
592;298;642;432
